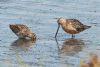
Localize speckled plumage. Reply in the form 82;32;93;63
55;18;91;38
9;24;36;40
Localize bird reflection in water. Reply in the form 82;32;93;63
55;38;85;56
11;38;36;51
8;39;36;67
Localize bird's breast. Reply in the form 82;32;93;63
62;24;78;34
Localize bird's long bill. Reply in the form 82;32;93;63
55;24;60;38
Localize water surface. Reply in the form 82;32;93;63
0;0;100;67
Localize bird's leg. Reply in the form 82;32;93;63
55;38;60;55
72;34;75;39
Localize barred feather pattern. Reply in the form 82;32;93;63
9;24;36;40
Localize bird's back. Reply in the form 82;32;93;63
9;24;30;34
66;19;84;27
66;19;91;33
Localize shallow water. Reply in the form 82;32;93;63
0;0;100;67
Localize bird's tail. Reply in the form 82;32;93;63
84;25;91;29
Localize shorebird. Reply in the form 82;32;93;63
9;24;36;40
55;17;91;38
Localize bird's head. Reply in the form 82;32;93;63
57;17;66;25
55;17;66;38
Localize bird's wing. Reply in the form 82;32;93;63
68;19;85;31
16;25;32;37
10;24;30;34
68;19;84;26
17;24;30;32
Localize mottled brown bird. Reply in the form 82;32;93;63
55;18;91;38
9;24;36;40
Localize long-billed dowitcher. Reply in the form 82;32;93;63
55;17;91;38
9;24;36;40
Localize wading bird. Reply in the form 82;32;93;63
9;24;36;40
55;17;91;38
